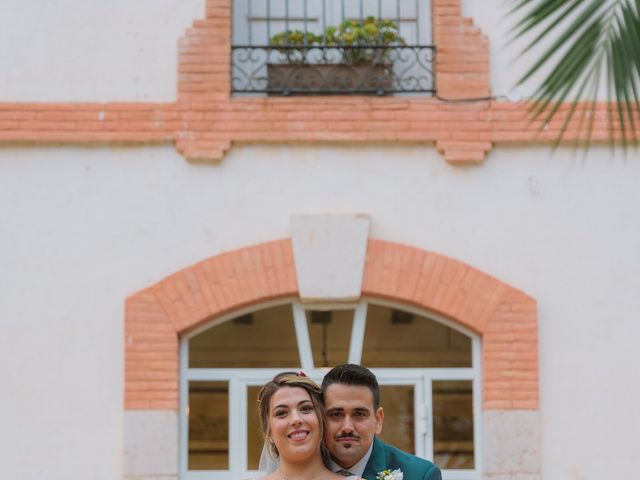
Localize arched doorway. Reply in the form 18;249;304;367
124;238;538;480
181;298;481;478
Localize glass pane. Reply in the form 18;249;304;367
247;385;263;470
378;385;415;454
189;304;300;368
361;304;472;368
188;381;228;470
432;380;475;469
306;309;354;368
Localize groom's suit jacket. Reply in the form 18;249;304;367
361;437;442;480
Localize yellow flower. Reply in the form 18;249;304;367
364;23;378;35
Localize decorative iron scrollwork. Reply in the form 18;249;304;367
232;45;435;95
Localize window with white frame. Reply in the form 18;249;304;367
180;299;482;480
231;0;435;95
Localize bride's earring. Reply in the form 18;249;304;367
268;437;279;458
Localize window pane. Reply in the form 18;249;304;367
361;304;472;368
432;380;475;469
189;304;300;368
247;385;263;470
188;381;228;470
306;309;354;368
378;385;415;454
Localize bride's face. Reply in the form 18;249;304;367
269;386;321;462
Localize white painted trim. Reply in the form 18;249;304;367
179;335;189;480
238;381;251;473
186;368;311;381
292;301;314;370
414;377;427;458
471;335;483;478
347;302;367;364
179;299;483;480
424;375;434;462
369;368;476;380
229;377;242;479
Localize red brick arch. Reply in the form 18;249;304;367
125;239;538;411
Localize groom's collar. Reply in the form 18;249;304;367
328;442;374;477
362;437;387;479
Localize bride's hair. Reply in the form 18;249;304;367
257;371;329;462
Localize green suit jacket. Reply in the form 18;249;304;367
361;437;442;480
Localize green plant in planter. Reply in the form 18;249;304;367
269;30;321;64
323;16;405;64
269;17;405;65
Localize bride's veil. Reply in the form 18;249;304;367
258;444;279;474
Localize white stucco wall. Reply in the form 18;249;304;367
0;0;203;101
1;143;639;480
1;1;639;480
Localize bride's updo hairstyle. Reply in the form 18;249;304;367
257;371;328;461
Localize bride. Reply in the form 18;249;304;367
255;371;361;480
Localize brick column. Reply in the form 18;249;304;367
175;0;233;161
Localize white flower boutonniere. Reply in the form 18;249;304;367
376;468;403;480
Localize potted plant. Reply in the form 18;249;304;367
269;30;321;65
267;16;404;95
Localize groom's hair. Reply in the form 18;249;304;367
321;364;380;410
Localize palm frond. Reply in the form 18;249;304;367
510;0;640;147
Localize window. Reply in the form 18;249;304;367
180;299;481;479
231;0;435;95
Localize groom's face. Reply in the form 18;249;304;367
323;383;384;469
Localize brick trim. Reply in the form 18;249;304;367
124;239;297;409
2;0;633;164
362;239;538;410
125;238;538;410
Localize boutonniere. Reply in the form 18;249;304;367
376;469;403;480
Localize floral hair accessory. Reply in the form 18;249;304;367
376;469;403;480
296;370;307;377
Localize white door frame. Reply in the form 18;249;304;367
179;299;482;480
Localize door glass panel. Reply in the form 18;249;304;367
189;304;300;368
188;381;228;470
432;380;475;469
361;304;472;367
378;385;415;454
247;385;263;470
306;309;354;368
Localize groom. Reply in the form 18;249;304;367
321;364;442;480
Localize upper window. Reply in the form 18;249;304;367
231;0;435;96
180;299;481;480
362;303;472;367
188;303;300;368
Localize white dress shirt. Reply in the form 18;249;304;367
327;442;374;478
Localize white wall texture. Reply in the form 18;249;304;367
0;0;203;101
2;144;640;480
1;1;640;480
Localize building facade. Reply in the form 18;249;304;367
1;1;639;480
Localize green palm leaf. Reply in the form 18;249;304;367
510;0;640;146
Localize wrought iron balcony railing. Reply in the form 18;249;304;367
232;44;435;95
231;0;435;96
